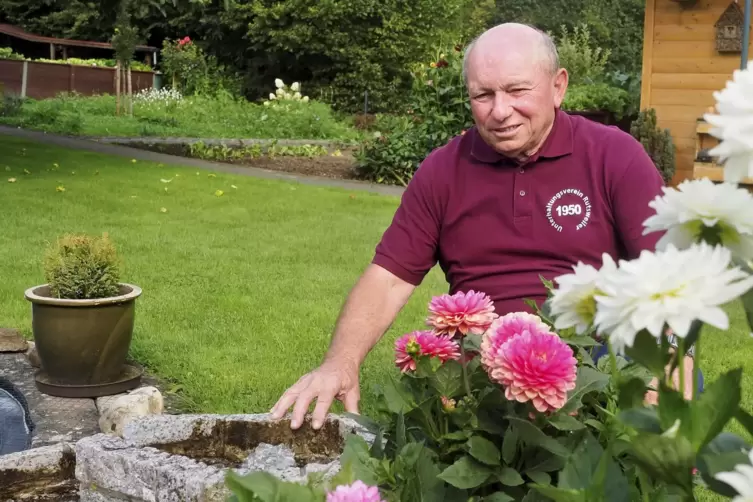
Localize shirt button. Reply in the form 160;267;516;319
519;190;526;196
519;168;524;174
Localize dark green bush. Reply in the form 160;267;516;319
44;234;122;300
630;108;676;184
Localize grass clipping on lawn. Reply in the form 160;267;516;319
44;233;122;299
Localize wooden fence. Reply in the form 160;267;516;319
0;59;155;99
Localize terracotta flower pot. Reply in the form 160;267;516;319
24;283;142;386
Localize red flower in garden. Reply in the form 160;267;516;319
436;59;449;68
394;331;461;373
178;36;191;47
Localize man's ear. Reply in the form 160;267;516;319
553;68;569;108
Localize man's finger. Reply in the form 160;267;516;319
270;375;309;419
290;389;318;430
342;387;360;415
311;385;339;430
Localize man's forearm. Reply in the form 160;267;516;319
323;264;416;367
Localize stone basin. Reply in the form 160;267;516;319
0;443;77;501
74;413;372;502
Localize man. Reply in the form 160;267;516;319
271;23;692;430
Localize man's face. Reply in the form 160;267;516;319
466;49;567;160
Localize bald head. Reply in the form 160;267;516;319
462;23;559;87
460;22;568;161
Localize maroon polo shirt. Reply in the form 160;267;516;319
372;109;665;316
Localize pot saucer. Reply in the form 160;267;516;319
35;363;143;398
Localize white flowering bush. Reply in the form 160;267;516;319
263;78;310;108
542;63;753;500
133;88;183;109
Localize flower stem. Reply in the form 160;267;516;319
678;338;686;401
607;341;619;384
692;336;700;402
460;342;472;397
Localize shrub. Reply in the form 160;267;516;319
630;108;676;184
0;84;24;118
44;233;121;300
15;97;84;134
355;45;472;185
562;83;631;119
160;37;240;97
553;24;634;119
0;47;24;60
553;24;611;86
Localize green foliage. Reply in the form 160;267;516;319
496;0;644;115
34;57;152;72
554;24;611;86
44;233;121;300
111;1;141;68
160;37;239;96
0;93;360;140
0;46;150;71
0;47;24;60
242;0;471;112
0;83;25;117
630;108;676;184
356;45;472;185
552;24;633;119
562;84;631;119
188;141;329;162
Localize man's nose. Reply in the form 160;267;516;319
490;92;513;122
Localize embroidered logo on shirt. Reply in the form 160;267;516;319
545;188;592;232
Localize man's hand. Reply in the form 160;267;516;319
270;358;360;430
644;355;695;405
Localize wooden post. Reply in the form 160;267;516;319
49;43;55;60
127;65;133;116
639;0;655;111
20;61;28;98
116;61;121;116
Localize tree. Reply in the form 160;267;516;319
111;1;140;116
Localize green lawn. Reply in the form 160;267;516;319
2;134;752;500
0;134;446;416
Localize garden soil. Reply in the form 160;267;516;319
231;153;358;180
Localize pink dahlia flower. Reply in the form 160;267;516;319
426;290;498;338
488;331;577;413
394;331;460;373
327;481;385;502
480;312;552;370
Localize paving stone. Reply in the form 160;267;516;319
1;353;100;447
0;328;28;353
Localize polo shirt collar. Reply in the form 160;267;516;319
470;108;574;165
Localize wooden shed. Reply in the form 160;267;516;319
641;0;753;185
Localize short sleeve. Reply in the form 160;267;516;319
610;139;666;259
371;154;445;285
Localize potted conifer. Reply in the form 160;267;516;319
24;233;142;396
